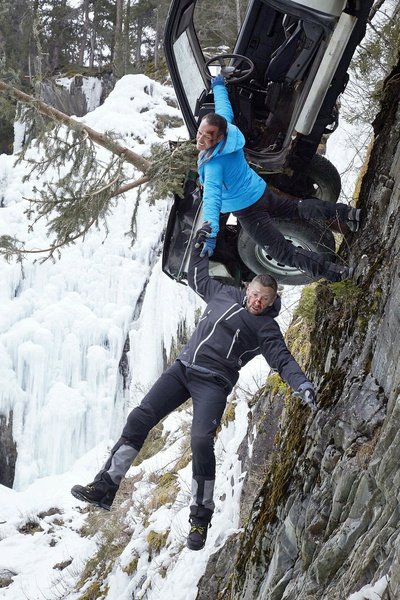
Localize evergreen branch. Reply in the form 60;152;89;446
0;173;120;259
145;139;198;203
112;175;152;197
0;81;199;261
357;42;390;74
0;215;98;260
0;236;26;263
0;79;151;174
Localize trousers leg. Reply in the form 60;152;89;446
234;195;328;278
187;370;228;514
96;361;190;485
260;188;350;223
298;197;350;222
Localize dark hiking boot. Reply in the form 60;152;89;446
187;506;213;551
346;208;362;232
324;262;354;282
187;519;210;551
71;472;118;511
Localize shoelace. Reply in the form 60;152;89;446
190;525;206;535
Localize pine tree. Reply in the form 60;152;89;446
0;79;195;261
343;0;400;126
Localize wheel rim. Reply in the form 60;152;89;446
254;234;314;278
311;180;323;198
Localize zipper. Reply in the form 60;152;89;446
238;346;260;366
193;304;238;363
226;329;240;359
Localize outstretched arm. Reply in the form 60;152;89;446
187;226;228;302
260;322;312;392
212;77;234;123
202;160;223;238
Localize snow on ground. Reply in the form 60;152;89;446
348;576;389;600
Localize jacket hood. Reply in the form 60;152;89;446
242;294;281;318
198;122;245;168
220;123;246;155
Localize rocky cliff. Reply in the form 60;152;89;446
196;58;400;600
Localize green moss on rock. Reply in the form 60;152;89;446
122;553;139;576
147;530;169;554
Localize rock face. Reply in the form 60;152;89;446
39;72;116;117
0;411;17;487
196;60;400;599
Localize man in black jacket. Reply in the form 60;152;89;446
71;225;316;551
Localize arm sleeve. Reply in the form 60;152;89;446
188;240;229;302
213;83;234;123
260;322;308;391
202;160;223;237
213;85;233;123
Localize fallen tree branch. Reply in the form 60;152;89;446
0;79;151;174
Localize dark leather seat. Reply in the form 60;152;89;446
266;19;323;84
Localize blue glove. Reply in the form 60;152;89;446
294;382;317;412
194;222;212;248
200;236;216;258
212;74;225;88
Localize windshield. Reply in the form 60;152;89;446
173;31;206;113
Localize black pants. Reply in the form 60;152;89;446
104;361;228;512
233;189;349;279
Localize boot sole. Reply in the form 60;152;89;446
186;540;205;551
71;488;111;511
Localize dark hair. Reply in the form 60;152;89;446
251;273;278;293
202;112;228;136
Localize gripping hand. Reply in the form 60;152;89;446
212;74;225;89
200;237;216;258
194;222;216;257
294;382;317;412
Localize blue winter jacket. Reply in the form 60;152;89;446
198;83;267;237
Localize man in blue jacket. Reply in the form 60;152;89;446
71;229;316;551
196;75;361;280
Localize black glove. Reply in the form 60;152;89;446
194;222;212;249
294;382;317;412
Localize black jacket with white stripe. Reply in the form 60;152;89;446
177;243;309;392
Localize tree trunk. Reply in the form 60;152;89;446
78;0;91;66
0;80;151;174
236;0;241;33
154;7;159;70
113;0;125;77
135;14;143;68
123;0;131;74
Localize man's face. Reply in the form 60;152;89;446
196;120;224;150
245;282;276;315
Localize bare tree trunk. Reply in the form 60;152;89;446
154;7;159;70
78;0;91;65
113;0;124;76
236;0;241;33
0;80;151;174
135;14;143;68
89;28;96;68
51;0;68;72
123;0;131;74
